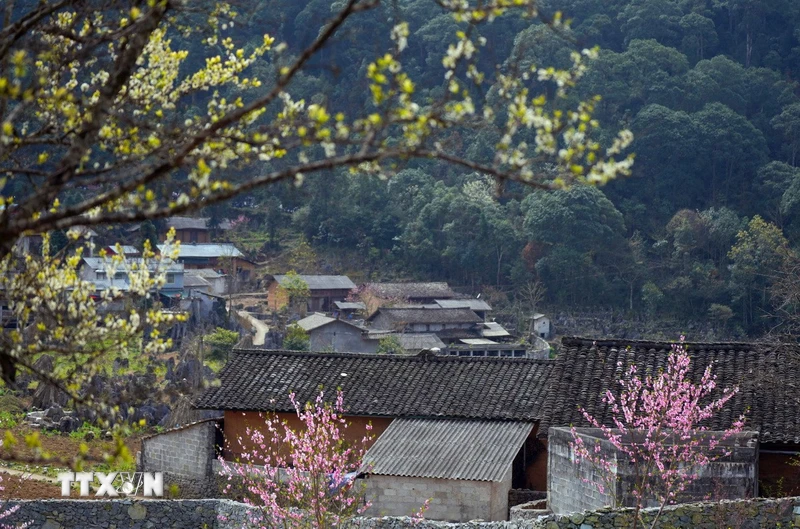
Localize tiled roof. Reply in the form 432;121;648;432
366;282;458;299
543;338;800;445
195;349;554;421
273;275;356;290
362;419;533;482
364;332;447;353
435;299;493;311
296;313;363;332
368;307;483;325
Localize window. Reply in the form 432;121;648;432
114;272;127;280
166;273;175;284
96;271;106;280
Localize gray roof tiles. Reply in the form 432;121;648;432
544;338;800;445
369;307;483;325
273;275;356;291
366;282;458;300
195;349;554;420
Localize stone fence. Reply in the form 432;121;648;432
5;496;800;529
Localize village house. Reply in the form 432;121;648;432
191;349;554;521
103;245;140;257
128;216;233;243
158;243;254;283
295;313;369;352
531;313;551;339
366;307;483;342
543;337;800;497
78;256;184;308
333;300;367;318
361;282;459;314
266;274;356;312
185;268;228;296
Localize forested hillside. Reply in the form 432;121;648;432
142;1;800;335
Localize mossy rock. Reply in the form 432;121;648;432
0;394;25;413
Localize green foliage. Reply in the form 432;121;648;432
68;422;103;442
0;411;23;429
205;327;240;361
283;324;310;352
376;334;404;355
281;270;311;308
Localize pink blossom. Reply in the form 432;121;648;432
569;337;746;529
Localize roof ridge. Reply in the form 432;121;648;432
559;336;775;348
230;348;555;364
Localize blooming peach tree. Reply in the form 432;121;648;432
220;390;373;529
570;337;745;529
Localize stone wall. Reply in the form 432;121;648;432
138;418;220;497
4;496;800;529
2;499;259;529
365;468;511;522
548;427;759;515
352;497;800;529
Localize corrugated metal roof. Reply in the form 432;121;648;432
273;275;356;290
334;301;366;310
460;338;498;345
435;299;493;311
159;243;244;258
362;419;533;482
482;322;511;338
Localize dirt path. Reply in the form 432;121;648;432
236;310;269;346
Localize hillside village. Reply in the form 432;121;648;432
6;0;800;527
2;215;799;526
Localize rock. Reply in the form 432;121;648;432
127;503;147;520
32;384;69;410
33;354;55;374
132;406;156;426
84;430;96;442
58;416;81;433
112;358;129;372
153;404;170;424
45;405;64;421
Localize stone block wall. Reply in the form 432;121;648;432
139;418;220;497
548;427;616;515
365;469;511;522
548;427;759;515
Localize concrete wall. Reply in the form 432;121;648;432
139;419;219;497
548;428;616;515
309;321;372;353
365;467;511;522
548;427;759;515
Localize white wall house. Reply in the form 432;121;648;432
532;314;551;339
